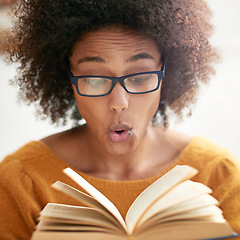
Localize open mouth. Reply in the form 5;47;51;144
108;124;132;143
115;130;125;134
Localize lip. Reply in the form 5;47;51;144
108;123;133;143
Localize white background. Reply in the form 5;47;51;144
0;0;240;161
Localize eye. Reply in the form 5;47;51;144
127;74;152;85
82;77;107;87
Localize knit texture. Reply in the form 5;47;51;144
0;136;239;239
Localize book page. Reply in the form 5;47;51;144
125;165;198;235
63;168;127;231
155;205;223;224
52;181;121;227
137;204;223;234
53;181;105;210
40;203;120;231
31;231;127;240
37;220;117;233
133;220;236;240
154;194;219;222
136;180;213;227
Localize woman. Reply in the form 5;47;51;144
1;0;240;239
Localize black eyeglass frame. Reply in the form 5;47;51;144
68;58;165;97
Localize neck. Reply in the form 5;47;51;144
76;124;172;180
41;124;190;180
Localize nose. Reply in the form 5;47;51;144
109;82;129;112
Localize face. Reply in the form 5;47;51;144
69;28;163;156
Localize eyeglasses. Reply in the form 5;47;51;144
68;58;165;97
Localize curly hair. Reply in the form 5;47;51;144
6;0;219;126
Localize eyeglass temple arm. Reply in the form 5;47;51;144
161;56;165;73
66;63;74;77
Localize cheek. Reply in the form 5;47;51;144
138;90;160;116
73;89;106;124
73;89;92;120
148;94;160;120
150;86;161;112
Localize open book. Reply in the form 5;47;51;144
31;165;237;240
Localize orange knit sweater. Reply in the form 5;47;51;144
0;136;240;239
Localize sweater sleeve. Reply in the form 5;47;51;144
0;157;41;240
177;137;240;239
208;155;240;238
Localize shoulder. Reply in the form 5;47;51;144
178;136;240;188
0;141;47;175
0;140;59;169
0;140;67;189
0;142;44;183
180;136;240;168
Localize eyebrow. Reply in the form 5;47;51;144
127;52;155;63
77;52;155;65
78;56;105;64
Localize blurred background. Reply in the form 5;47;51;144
0;0;240;161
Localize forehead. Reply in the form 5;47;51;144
70;28;161;60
